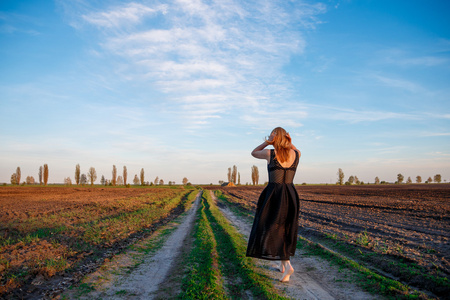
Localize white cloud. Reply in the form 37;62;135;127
70;0;325;130
82;3;168;28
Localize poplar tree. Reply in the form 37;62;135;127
16;167;21;185
75;164;81;185
232;165;237;184
140;168;145;186
39;166;43;185
43;164;49;185
123;166;128;185
112;165;117;186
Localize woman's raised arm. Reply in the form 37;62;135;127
251;141;271;161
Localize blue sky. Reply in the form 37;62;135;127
1;0;449;184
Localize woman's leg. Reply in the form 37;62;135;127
280;260;294;282
279;261;285;273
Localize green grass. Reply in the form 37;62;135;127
179;192;226;299
204;191;288;300
306;231;449;298
296;236;428;299
179;190;288;299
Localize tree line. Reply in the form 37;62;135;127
218;165;259;186
9;164;190;187
337;168;444;185
10;165;49;185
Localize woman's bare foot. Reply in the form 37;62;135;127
280;263;294;282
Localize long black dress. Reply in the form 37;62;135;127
246;149;300;261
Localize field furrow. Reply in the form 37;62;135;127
214;184;450;299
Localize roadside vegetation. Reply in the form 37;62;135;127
0;186;196;297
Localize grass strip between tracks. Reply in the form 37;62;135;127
179;191;227;299
204;190;287;300
179;191;287;299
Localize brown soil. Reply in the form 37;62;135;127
0;186;191;299
215;184;450;299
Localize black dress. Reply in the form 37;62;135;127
246;149;300;261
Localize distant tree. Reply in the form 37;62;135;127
43;164;49;185
406;176;412;184
251;165;259;185
159;179;164;185
26;176;35;185
100;175;106;185
232;165;237;184
123;166;128;186
39;166;43;185
64;177;72;186
416;176;422;183
15;167;21;185
434;174;442;183
88;167;97;185
80;174;87;185
112;165;117;186
10;173;17;185
139;168;144;186
355;176;360;184
117;175;124;185
133;174;140;185
75;164;81;185
238;172;241;185
427;176;433;183
182;177;188;185
337;168;344;185
154;176;159;185
397;173;404;184
227;168;231;182
374;176;380;184
218;180;224;185
348;176;355;185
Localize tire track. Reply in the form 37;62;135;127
211;190;380;300
62;191;201;299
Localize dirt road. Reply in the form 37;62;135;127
211;191;379;300
63;190;380;299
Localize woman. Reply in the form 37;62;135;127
246;127;301;282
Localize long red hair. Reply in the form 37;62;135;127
266;127;292;163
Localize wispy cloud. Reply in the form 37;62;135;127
372;74;423;93
307;104;419;123
82;3;168;28
65;0;325;129
377;48;449;67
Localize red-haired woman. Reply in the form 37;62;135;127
246;127;301;282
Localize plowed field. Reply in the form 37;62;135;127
0;186;195;298
215;184;450;299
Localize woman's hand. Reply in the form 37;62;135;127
267;131;276;142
